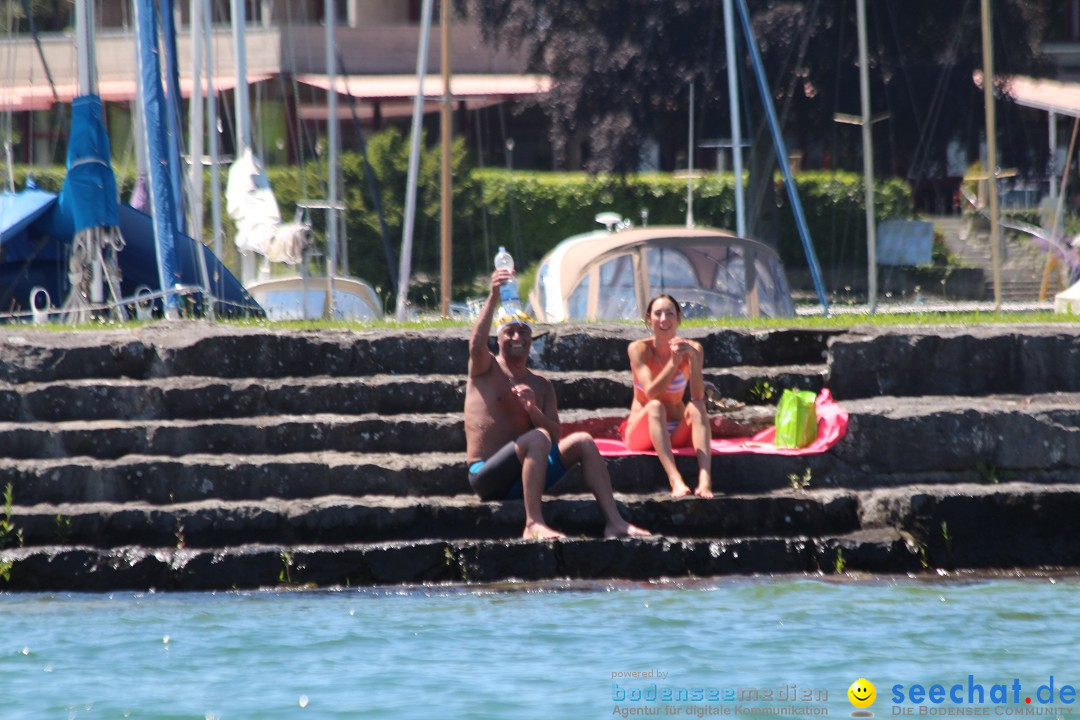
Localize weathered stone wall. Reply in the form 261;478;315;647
0;321;1077;590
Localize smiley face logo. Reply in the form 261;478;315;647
848;678;876;714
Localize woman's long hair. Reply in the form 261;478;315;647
644;294;682;323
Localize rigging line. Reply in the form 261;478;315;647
336;50;399;293
3;0;15;190
827;0;845;172
17;0;58;105
474;105;491;271
866;0;895;175
695;0;722;175
745;0;819;226
497;101;523;262
777;0;819;125
894;0;970;178
276;0;310;198
210;0;235;157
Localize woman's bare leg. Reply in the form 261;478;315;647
643;401;689;497
685;399;713;497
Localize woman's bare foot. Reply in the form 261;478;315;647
604;521;653;538
523;522;565;540
669;476;691;498
694;471;713;498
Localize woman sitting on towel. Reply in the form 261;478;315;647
623;294;712;498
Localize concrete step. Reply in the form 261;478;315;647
5;481;1078;590
0;364;827;423
827;326;1080;399
0;323;1077;591
0;325;839;383
0;402;779;461
0;412;467;460
4;490;861;549
0;392;1076;501
828;393;1080;475
0;530;915;591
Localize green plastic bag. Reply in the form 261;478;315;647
774;389;818;448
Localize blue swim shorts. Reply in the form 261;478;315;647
467;440;567;501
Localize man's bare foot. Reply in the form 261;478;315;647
605;521;653;538
669;476;691;498
523;522;565;540
694;484;714;499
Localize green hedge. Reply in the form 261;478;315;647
473;168;913;276
7;138;911;306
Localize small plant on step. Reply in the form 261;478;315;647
0;483;24;550
279;551;295;586
941;521;954;566
975;461;1015;484
833;548;846;574
788;467;812;491
54;514;73;544
749;380;775;403
0;559;11;583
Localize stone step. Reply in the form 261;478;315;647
0;412;467;460
0;364;827;423
0;403;778;461
0;325;838;383
0;393;1076;501
3;491;860;549
3;388;1076;470
0;530;914;591
4;481;1079;590
827;393;1080;475
827;326;1080;399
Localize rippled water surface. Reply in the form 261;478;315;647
2;576;1077;719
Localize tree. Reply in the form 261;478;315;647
463;0;1054;226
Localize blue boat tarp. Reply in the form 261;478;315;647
57;95;120;237
0;188;58;242
0;187;262;318
117;204;262;317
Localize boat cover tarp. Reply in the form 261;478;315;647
0;187;261;316
47;94;120;239
0;187;57;242
117;204;262;316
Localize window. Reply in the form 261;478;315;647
596;254;639;320
645;247;697;291
566;274;590;320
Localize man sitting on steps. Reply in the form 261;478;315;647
464;268;652;540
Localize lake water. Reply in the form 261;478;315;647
2;576;1077;719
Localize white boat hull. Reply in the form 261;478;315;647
246;275;383;321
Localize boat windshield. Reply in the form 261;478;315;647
255;289;380;321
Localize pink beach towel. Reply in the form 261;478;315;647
595;388;849;457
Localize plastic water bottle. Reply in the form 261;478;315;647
494;246;521;313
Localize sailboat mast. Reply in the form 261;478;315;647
231;0;251;155
231;0;256;284
980;0;1001;310
325;0;338;319
206;2;223;263
395;0;435;321
723;0;746;237
439;0;452;318
74;0;95;94
190;0;213;317
856;0;877;312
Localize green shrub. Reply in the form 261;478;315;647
8;145;917;306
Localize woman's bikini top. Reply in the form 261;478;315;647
634;370;687;395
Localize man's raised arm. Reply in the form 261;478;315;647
468;269;510;377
